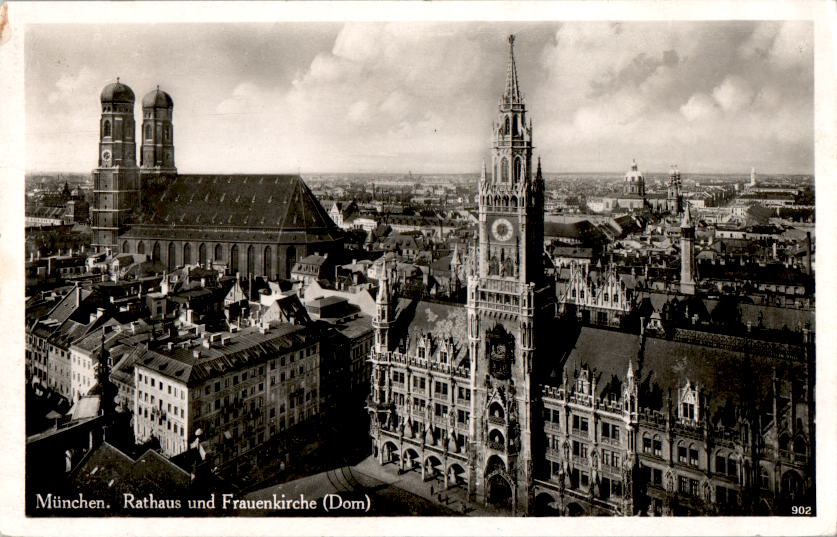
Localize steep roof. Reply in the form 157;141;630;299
393;298;468;365
560;325;804;417
123;175;341;244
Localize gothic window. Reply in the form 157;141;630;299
137;241;145;255
246;245;255;276
167;242;176;271
285;246;296;279
230;244;239;273
165;125;171;141
793;436;807;455
145;124;152;140
183;243;192;265
263;246;272;278
504;117;510;136
514;157;523;183
653;435;663;456
512;116;519;136
214;244;223;263
500;157;509;183
103;120;111;138
152;242;161;262
198;243;207;266
779;433;790;452
121;241;129;253
759;466;771;491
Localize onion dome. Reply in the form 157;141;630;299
100;78;135;104
142;86;174;108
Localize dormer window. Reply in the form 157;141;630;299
679;380;700;422
577;369;590;395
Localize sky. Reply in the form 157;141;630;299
25;21;814;175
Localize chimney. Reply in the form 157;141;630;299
639;316;645;336
186;309;194;324
96;307;105;319
47;257;52;276
74;285;81;307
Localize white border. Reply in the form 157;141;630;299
1;2;835;536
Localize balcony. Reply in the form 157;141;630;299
488;415;504;426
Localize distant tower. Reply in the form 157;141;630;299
624;159;646;198
92;79;139;253
750;167;757;187
667;164;683;215
139;86;177;211
680;203;696;295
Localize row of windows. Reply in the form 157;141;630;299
138;373;186;399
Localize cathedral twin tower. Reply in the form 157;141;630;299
91;80;176;252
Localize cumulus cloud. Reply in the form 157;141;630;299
533;21;812;172
712;76;754;112
25;21;814;174
48;65;97;104
680;93;718;121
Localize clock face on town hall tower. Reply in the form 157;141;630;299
491;217;515;242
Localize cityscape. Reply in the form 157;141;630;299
23;22;816;519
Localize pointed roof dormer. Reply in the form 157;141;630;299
503;34;522;106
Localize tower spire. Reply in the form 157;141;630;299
504;34;521;104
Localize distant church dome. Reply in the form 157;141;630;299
100;80;135;103
625;159;643;182
142;87;174;108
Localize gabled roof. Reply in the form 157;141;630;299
560;325;805;417
123;175;340;243
393;298;468;365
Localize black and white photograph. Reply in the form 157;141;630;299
3;2;836;535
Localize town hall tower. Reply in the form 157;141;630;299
466;34;553;514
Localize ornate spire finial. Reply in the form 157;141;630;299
116;77;120;84
682;202;693;227
157;84;160;91
504;34;521;103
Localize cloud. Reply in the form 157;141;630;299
712;76;754;112
680;93;717;121
25;22;814;174
215;82;272;115
48;66;97;104
769;21;813;69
